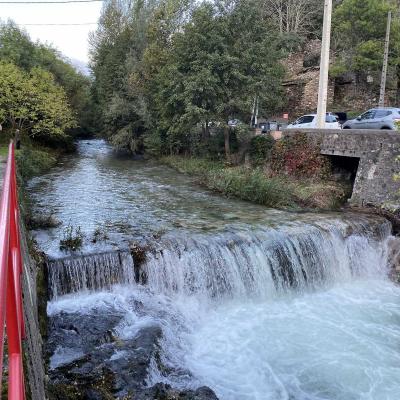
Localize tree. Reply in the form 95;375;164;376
0;20;94;136
0;62;76;140
263;0;324;47
332;0;400;76
89;0;286;157
152;0;285;157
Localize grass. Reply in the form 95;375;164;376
161;156;350;210
16;146;58;183
0;146;9;158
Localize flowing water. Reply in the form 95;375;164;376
29;140;400;399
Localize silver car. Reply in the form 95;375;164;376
343;108;400;130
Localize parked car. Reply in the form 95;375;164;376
287;113;341;129
258;122;269;133
228;119;240;127
334;112;348;127
342;108;400;130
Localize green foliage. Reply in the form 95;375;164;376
207;168;294;208
59;225;84;252
250;135;275;165
162;155;348;210
0;62;76;141
270;133;331;179
0;21;95;138
16;146;57;183
90;0;286;157
332;0;400;76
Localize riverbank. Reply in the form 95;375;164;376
161;156;351;210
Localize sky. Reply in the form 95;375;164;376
0;0;103;64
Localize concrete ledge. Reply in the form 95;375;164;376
282;128;400;140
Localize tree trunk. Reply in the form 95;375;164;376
224;126;230;161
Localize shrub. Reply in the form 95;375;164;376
249;135;275;165
270;133;331;179
16;146;57;182
91;227;109;243
59;225;84;251
27;213;61;230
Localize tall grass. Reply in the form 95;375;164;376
162;156;296;208
161;156;349;210
206;168;295;208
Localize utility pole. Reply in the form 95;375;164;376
379;11;392;108
316;0;333;129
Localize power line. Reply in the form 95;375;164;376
0;0;102;3
20;22;97;25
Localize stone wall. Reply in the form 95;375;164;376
282;40;335;118
282;40;398;117
283;129;400;208
20;222;47;400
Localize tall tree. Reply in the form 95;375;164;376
0;62;76;140
0;20;95;136
332;0;400;78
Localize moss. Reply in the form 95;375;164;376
47;369;115;400
47;383;82;400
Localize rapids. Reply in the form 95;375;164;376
30;140;400;399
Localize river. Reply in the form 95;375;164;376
29;140;400;399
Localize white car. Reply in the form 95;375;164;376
287;113;341;129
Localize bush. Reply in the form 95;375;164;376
162;154;349;210
250;135;275;165
59;225;84;251
16;146;57;183
207;168;295;208
270;133;331;179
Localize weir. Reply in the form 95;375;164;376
47;216;391;300
44;215;400;400
48;250;135;299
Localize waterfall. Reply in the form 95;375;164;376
47;250;135;299
142;218;391;300
47;217;391;301
46;217;399;400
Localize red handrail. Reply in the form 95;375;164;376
0;141;26;399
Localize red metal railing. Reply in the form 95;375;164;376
0;141;26;399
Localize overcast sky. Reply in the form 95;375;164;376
0;0;103;64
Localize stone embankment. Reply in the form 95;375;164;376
284;129;400;209
388;236;400;283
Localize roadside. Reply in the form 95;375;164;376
161;156;350;210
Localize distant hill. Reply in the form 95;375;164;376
69;58;91;76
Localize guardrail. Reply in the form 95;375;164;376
0;141;26;399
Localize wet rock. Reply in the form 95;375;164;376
132;383;218;400
47;308;217;399
46;311;124;359
387;236;400;283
